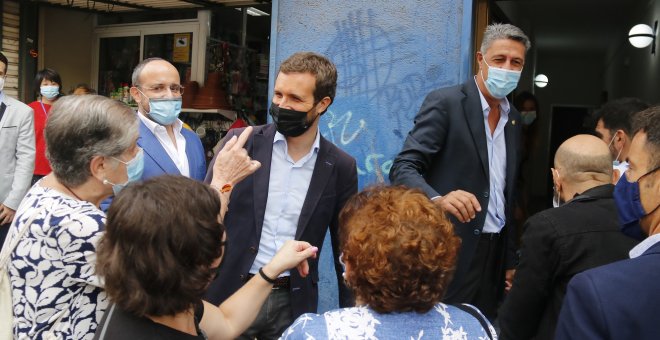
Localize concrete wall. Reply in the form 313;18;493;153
270;0;474;312
38;7;94;99
603;0;660;105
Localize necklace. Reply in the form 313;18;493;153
61;182;83;201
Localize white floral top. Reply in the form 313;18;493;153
281;303;497;340
7;184;108;339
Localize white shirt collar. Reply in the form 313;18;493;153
473;76;511;118
273;128;321;153
629;233;660;258
137;110;183;134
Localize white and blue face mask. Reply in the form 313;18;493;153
40;85;60;99
137;89;182;126
103;147;145;195
481;60;522;99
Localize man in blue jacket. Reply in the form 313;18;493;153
556;106;660;340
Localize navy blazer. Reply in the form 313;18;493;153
138;119;206;181
556;241;660;340
203;124;357;318
389;79;521;301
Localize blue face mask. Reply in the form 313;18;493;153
613;167;660;240
40;85;60;99
138;89;182;125
481;60;522;99
103;147;145;195
521;110;537;125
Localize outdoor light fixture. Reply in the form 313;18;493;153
235;7;270;16
628;21;657;54
534;74;548;88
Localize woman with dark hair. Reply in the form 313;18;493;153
27;68;64;184
282;186;497;339
93;175;317;339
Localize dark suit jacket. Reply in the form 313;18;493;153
138;119;206;181
203;124;357;318
555;241;660;340
498;184;638;340
389;79;521;300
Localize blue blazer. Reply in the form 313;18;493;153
100;120;206;212
138;119;206;181
203;124;358;319
556;241;660;340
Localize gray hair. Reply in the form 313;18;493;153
131;57;165;86
480;23;531;54
45;95;139;187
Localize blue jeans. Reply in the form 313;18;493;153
238;288;293;340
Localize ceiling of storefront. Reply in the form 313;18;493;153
35;0;270;12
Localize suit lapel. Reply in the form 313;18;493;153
295;137;335;239
252;125;275;237
138;120;181;175
462;81;489;178
504;112;517;196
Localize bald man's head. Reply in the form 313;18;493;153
554;135;612;184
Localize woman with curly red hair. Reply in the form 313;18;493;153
282;185;497;339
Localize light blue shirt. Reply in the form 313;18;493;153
250;129;320;276
475;77;509;233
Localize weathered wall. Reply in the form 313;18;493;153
270;0;474;312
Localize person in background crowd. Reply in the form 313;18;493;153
593;97;650;240
70;83;97;95
498;135;638;340
512;91;541;228
203;52;358;340
0;51;35;249
27;68;63;185
282;186;497;339
556;106;660;340
390;23;529;319
593;97;649;183
94;175;317;340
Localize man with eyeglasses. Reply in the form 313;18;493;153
128;57;206;182
0;51;35;250
390;23;529;320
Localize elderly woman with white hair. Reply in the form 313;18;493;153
3;95;258;339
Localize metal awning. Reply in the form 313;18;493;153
32;0;270;13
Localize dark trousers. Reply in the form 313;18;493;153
237;288;293;340
0;221;10;251
446;232;504;320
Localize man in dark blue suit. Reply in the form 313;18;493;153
556;106;660;340
129;57;206;181
203;52;357;339
390;23;529;319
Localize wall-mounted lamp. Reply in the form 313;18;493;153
628;20;657;55
534;74;548;88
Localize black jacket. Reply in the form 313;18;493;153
498;184;638;340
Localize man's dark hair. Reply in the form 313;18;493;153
278;52;337;104
632;106;660;170
595;97;649;136
0;52;8;74
96;175;225;317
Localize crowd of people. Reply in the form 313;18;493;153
0;21;658;340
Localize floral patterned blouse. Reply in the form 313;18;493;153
7;184;107;339
281;303;497;340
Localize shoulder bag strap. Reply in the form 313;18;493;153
453;303;493;340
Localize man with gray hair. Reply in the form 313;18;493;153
498;135;637;340
390;23;529;318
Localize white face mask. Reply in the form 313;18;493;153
552;168;562;208
608;132;624;166
0;76;5;92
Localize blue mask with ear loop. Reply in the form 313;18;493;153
137;89;182;125
481;60;522;99
613;167;660;240
103;148;145;195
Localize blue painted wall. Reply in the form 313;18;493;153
269;0;474;312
